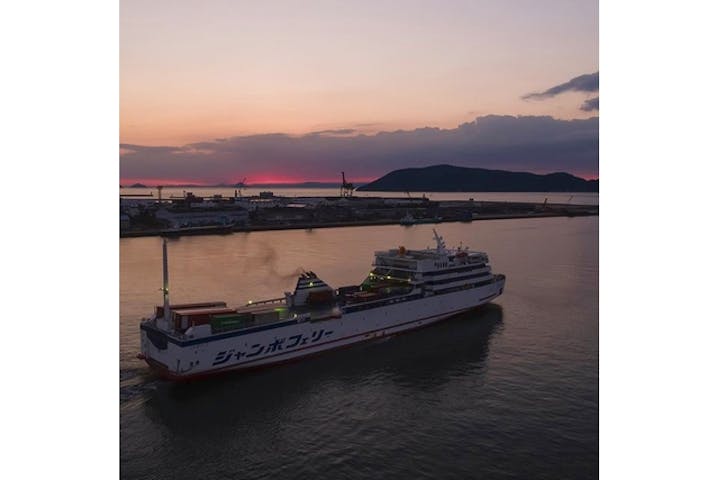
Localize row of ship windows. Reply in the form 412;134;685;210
343;294;424;314
425;272;492;286
423;264;487;276
430;277;496;294
341;277;496;314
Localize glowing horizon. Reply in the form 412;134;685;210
120;158;598;187
119;175;380;187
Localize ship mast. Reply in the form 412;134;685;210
432;228;447;253
162;238;171;330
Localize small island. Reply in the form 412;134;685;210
357;164;598;192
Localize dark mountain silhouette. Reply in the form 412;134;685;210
357;164;598;192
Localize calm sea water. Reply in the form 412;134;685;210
120;216;598;479
120;187;599;206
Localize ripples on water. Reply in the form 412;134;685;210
120;217;598;479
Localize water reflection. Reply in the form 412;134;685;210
121;217;598;480
140;304;503;433
334;303;504;390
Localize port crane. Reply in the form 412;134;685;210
543;197;548;209
340;172;354;197
235;177;247;197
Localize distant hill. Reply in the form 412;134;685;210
357;165;598;192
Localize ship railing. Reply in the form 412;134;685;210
246;297;285;306
342;292;424;313
371;263;417;272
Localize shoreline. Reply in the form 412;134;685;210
120;210;598;238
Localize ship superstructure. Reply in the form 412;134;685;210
139;230;505;380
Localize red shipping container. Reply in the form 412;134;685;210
172;307;237;330
156;301;226;319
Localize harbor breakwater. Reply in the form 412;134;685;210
120;195;599;238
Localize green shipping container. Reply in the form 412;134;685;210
210;312;254;333
212;312;252;321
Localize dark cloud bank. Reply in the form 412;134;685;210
522;72;599;114
120;115;599;183
522;72;599;100
580;97;599;112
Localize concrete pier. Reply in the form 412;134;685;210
120;194;598;238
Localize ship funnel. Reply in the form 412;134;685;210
291;272;335;307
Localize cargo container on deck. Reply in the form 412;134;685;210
155;301;227;319
172;307;237;330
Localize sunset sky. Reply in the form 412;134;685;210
120;0;598;184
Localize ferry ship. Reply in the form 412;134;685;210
139;230;505;380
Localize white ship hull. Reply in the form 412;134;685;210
140;278;504;380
